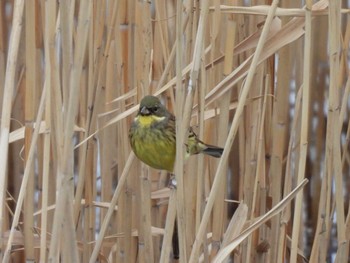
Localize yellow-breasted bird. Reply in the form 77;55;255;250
129;95;223;171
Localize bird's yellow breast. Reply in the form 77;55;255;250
129;118;176;171
135;115;165;127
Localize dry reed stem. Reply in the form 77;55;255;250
328;1;349;262
189;1;279;262
0;1;25;261
174;0;186;261
212;5;350;17
289;0;312;262
210;12;236;261
159;189;177;263
48;1;92;261
40;79;51;262
40;1;58;261
247;72;269;263
221;203;248;263
138;166;155;263
0;1;349;262
194;63;206;251
24;0;37;259
3;81;46;262
89;152;135;263
213;178;308;262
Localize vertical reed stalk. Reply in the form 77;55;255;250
0;1;25;260
289;0;312;262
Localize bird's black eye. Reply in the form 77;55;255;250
152;106;159;112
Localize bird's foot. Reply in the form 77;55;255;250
168;173;177;189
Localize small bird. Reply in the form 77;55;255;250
129;95;223;171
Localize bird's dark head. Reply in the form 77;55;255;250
138;95;168;117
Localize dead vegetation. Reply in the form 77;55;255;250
0;0;349;262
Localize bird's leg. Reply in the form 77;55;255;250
168;173;177;189
167;172;179;260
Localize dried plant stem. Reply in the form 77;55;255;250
213;179;309;263
159;189;177;263
3;82;46;263
327;1;348;262
289;1;312;262
174;0;186;261
48;1;92;261
189;1;279;262
0;1;348;262
40;82;51;262
89;153;135;263
24;0;37;260
0;1;25;260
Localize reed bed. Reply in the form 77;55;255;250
0;0;349;262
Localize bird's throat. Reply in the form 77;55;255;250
136;115;165;126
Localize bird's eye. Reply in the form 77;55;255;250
152;106;159;112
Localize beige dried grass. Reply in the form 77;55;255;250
0;1;349;262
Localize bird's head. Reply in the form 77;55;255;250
138;95;168;118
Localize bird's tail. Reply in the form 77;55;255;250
187;127;224;158
202;144;224;158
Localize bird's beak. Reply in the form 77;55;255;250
140;106;150;116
